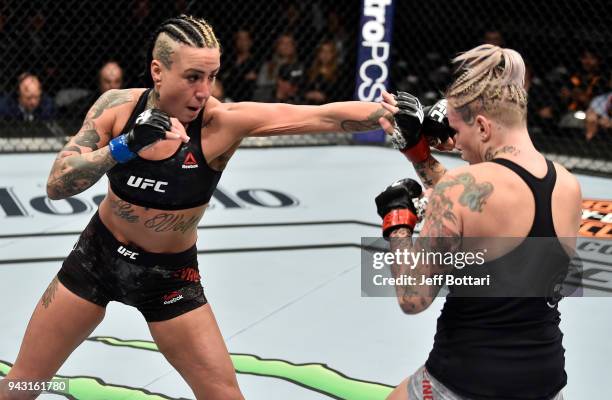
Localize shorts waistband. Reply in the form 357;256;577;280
90;211;197;268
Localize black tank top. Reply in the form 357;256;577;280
425;158;568;400
107;89;222;210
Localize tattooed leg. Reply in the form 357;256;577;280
41;276;59;309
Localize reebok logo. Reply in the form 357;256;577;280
117;245;139;260
182;152;199;169
162;291;184;305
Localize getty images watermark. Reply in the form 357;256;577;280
371;247;489;287
361;237;587;298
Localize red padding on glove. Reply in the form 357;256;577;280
382;209;417;237
400;135;430;163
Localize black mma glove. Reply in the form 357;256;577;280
389;92;428;163
109;109;172;163
375;178;423;238
422;99;455;143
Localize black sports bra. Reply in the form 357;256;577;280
107;89;222;210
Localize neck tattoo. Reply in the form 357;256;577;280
484;145;520;161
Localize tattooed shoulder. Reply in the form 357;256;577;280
87;89;134;120
423;172;493;240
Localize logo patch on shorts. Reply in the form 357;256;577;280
174;267;201;283
182;152;199;169
162;291;184;305
117;245;139;260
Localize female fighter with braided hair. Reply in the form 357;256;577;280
375;44;581;399
0;15;392;400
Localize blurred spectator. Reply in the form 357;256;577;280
14;9;63;94
56;60;125;119
254;33;301;101
304;41;343;104
99;61;124;93
274;63;304;104
220;29;259;101
0;72;55;121
560;49;608;112
0;8;19;92
121;0;174;87
482;29;505;47
324;9;349;65
585;92;611;141
525;63;556;135
282;3;301;34
212;79;233;103
281;2;317;45
174;0;188;14
19;10;48;68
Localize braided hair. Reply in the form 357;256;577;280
446;44;528;126
142;15;220;87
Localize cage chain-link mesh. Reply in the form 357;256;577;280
0;0;610;175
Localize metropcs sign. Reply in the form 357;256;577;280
356;0;395;102
0;187;298;217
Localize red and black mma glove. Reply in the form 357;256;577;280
375;178;423;239
422;98;456;144
390;92;427;163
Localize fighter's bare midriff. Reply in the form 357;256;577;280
98;186;207;253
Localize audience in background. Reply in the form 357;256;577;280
585;90;611;141
323;9;349;66
0;8;608;150
0;72;55;121
560;49;608;112
98;61;124;93
304;40;341;105
274;63;304;104
212;79;233;103
56;61;124;119
220;29;259;102
525;63;556;135
482;29;505;47
254;33;301;102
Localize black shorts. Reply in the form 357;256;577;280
58;212;207;322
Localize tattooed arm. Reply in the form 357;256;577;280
413;154;448;189
389;172;493;313
219;101;392;137
46;89;134;199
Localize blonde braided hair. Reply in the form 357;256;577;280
446;44;528;126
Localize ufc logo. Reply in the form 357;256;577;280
135;109;153;124
429;99;447;123
127;176;168;193
117;246;139;260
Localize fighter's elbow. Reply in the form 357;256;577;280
46;175;69;200
46;184;64;200
398;297;431;315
